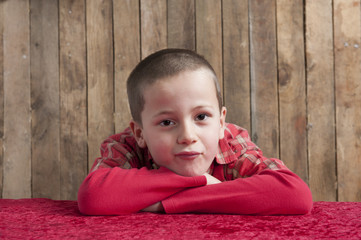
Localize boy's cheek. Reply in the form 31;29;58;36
148;142;173;162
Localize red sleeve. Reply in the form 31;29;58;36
78;166;206;215
162;169;313;215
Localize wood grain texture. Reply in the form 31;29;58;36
113;0;140;133
30;0;60;199
0;0;4;198
196;0;223;84
86;0;114;171
277;0;308;182
334;0;361;202
3;0;31;198
168;0;195;50
305;0;336;201
140;0;167;58
59;0;87;200
222;0;250;130
249;0;279;158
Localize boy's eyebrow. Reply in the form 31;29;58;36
152;105;216;118
151;110;176;119
193;105;215;111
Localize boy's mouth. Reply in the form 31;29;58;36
175;151;200;160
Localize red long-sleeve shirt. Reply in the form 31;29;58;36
78;123;312;215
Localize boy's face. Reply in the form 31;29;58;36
130;68;227;177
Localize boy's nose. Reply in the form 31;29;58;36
177;122;197;145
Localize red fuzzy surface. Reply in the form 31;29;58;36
1;199;360;239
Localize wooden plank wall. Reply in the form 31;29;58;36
0;0;360;202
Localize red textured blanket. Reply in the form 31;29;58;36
1;199;360;239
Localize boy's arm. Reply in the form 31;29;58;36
78;166;206;215
161;169;312;215
77;129;207;215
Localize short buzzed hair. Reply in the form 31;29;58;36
126;48;222;124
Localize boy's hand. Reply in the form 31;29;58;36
203;173;221;185
141;202;164;213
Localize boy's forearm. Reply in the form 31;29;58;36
162;169;313;215
78;166;206;215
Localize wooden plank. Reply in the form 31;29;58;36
140;0;167;58
59;0;87;200
113;0;140;133
249;0;279;158
86;0;114;171
334;0;361;202
3;0;31;198
0;0;4;198
222;0;250;130
305;0;336;201
277;0;308;182
30;0;60;199
167;0;195;50
195;0;223;84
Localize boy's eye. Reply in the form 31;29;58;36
160;120;175;126
196;114;208;121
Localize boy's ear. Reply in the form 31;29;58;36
130;120;147;148
219;107;227;139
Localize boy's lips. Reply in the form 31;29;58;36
175;151;200;160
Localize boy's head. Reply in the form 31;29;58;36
127;48;227;177
127;48;223;125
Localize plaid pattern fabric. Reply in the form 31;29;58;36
91;123;288;180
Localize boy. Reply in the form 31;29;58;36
78;49;312;215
